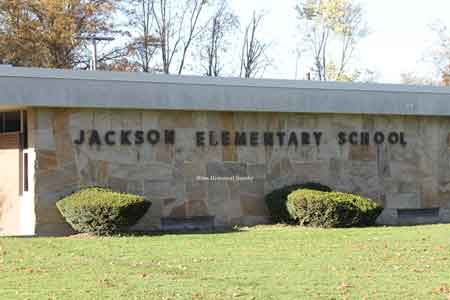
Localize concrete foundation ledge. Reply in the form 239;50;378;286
376;208;450;226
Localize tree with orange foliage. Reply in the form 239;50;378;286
0;0;120;69
441;66;450;86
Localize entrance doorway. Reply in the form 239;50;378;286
0;110;31;235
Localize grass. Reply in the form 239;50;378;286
1;225;450;300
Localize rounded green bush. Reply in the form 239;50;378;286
286;189;382;228
264;182;332;223
56;187;151;235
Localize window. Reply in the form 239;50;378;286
0;111;21;133
21;111;28;149
23;153;29;192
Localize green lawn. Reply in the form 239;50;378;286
1;225;450;300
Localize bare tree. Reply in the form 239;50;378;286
296;0;368;81
126;0;161;72
425;21;450;86
402;21;450;87
200;0;239;76
151;0;208;74
240;11;269;78
400;72;440;86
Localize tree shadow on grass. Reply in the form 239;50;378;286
2;224;270;238
120;226;244;237
57;226;245;238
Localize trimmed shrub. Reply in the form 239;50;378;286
56;187;151;235
264;182;332;223
286;189;382;228
347;194;384;226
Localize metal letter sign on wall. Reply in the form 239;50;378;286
73;130;407;147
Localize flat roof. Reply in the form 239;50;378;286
1;66;450;116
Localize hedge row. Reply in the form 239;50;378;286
57;183;382;235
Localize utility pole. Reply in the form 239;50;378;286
76;35;115;70
294;49;303;80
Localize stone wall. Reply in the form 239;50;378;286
32;108;450;235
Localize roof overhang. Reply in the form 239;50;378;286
1;67;450;116
0;105;27;111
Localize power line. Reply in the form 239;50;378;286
76;35;115;70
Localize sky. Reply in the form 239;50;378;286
228;0;450;83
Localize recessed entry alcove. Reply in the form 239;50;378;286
0;110;34;236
